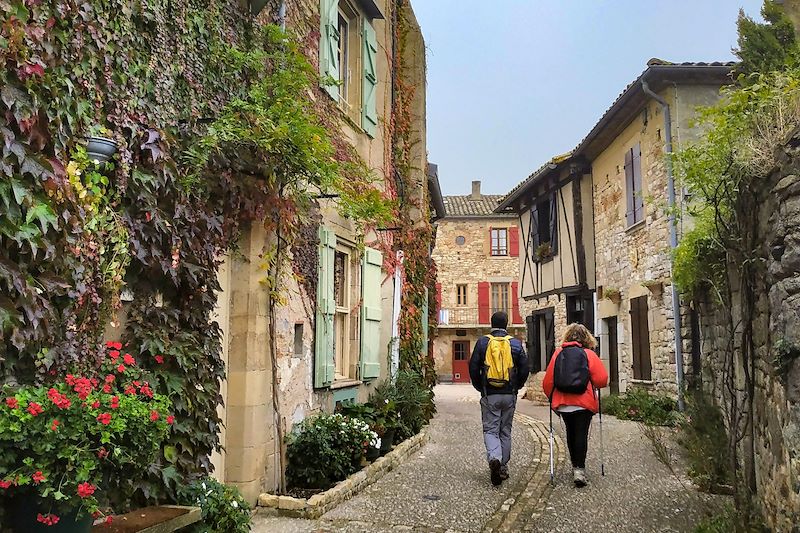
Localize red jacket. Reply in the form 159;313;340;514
542;342;609;413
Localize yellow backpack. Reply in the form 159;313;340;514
484;335;514;388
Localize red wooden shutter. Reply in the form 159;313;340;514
511;281;523;324
509;226;519;257
477;282;490;324
435;283;442;312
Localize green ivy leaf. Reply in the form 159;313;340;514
164;445;178;464
25;202;58;233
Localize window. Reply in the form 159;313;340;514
531;193;558;260
625;142;644;227
294;324;304;356
490;228;508;256
453;341;469;361
491;283;510;315
455;235;466;246
567;295;594;329
630;296;652;380
456;284;468;306
333;248;353;380
320;0;379;136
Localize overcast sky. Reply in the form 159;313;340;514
413;0;765;196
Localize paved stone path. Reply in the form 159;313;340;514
252;384;728;532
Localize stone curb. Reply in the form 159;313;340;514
483;413;565;532
257;428;430;519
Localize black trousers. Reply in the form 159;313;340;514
561;409;593;468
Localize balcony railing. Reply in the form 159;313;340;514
438;307;524;327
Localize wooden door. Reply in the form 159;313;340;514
630;296;652;381
452;341;470;383
606;317;619;394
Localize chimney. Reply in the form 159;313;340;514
471;180;481;201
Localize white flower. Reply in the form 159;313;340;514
232;501;239;509
201;483;206;490
93;159;100;165
206;489;213;496
384;399;389;404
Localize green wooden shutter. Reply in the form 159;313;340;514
360;247;383;380
361;19;378;137
315;227;336;388
320;0;340;101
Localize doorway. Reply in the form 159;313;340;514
452;340;470;383
527;308;555;373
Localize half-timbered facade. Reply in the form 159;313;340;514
431;181;525;383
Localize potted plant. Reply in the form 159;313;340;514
534;242;553;262
642;279;663;296
376;400;400;456
0;342;173;531
85;125;118;164
603;286;621;303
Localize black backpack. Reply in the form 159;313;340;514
553;345;590;394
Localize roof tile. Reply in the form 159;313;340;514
443;194;508;217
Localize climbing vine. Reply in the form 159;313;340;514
1;0;392;511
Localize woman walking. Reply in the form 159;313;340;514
542;323;608;487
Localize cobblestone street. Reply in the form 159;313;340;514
252;384;728;532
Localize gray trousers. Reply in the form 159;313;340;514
480;393;516;465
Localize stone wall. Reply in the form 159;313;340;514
697;136;800;530
591;86;719;394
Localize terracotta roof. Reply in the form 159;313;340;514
443;194;510;217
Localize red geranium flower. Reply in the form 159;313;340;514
37;513;59;526
65;374;77;386
91;401;100;409
105;374;115;383
50;419;60;431
32;471;45;484
5;398;18;409
102;384;112;394
97;448;109;459
150;410;159;421
155;355;164;364
109;350;120;361
73;377;93;400
166;415;175;425
140;385;154;399
97;413;112;425
0;480;11;489
123;354;135;366
110;396;120;409
105;516;113;525
124;385;136;396
47;388;71;409
27;402;43;416
106;341;122;350
77;482;96;498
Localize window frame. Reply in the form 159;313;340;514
456;284;468;306
333;246;355;381
490;282;510;315
336;0;362;120
490;227;509;256
625;143;645;227
453;340;470;361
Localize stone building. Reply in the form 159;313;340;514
431;181;525;383
209;0;432;502
499;60;733;397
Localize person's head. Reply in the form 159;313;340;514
561;323;597;349
491;311;509;330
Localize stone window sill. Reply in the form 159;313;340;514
630;379;655;387
625;219;646;234
330;379;362;390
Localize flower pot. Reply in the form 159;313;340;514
12;498;92;533
86;136;118;163
366;446;380;461
379;428;395;456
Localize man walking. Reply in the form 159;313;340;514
469;311;529;486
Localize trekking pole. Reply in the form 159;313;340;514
597;387;605;476
549;398;555;484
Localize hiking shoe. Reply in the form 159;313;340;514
489;459;502;486
573;468;587;487
499;465;509;480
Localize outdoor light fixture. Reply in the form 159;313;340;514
86;136;118;164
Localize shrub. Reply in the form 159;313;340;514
285;413;375;490
694;504;736;533
178;477;251;533
678;393;732;493
0;342;172;524
370;370;435;442
602;388;678;426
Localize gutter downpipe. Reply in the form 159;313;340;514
641;80;685;411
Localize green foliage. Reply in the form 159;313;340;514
370;370;435;441
177;477;251;533
0;342;171;521
672;212;727;299
602;388;678;427
677;392;732;493
772;338;800;381
286;413;376;490
338;398;400;437
695;505;737;533
735;1;800;78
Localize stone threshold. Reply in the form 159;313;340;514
257;428;430;519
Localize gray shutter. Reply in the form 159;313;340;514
549;193;558;255
531;203;540;252
632;142;644;224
